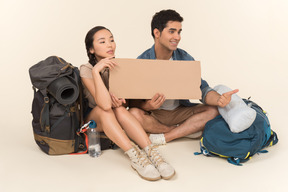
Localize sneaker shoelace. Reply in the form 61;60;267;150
134;146;150;167
147;145;165;168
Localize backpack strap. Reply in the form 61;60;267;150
39;88;50;133
79;77;84;127
262;130;279;148
50;108;70;131
227;157;242;166
71;67;87;153
70;121;91;155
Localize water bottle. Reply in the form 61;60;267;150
88;120;101;157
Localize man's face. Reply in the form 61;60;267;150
156;21;182;51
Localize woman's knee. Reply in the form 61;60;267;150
112;106;129;120
87;106;114;122
113;106;127;115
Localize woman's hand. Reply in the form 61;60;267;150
110;93;126;108
92;57;117;73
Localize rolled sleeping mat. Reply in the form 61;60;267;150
47;76;79;105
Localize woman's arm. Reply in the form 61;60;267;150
82;57;117;111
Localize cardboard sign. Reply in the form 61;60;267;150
109;58;201;99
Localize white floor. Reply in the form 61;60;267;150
1;1;288;191
0;116;286;192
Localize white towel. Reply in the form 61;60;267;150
214;85;256;133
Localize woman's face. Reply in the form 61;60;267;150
90;29;116;61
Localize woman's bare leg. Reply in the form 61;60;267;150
113;106;151;149
86;106;132;151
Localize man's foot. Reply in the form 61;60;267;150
149;134;166;145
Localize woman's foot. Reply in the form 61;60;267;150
144;144;175;180
125;144;161;181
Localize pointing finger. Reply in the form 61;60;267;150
224;89;239;96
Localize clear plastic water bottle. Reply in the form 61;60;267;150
88;120;101;157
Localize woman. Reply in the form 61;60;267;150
80;26;175;181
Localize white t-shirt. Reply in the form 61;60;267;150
158;99;180;110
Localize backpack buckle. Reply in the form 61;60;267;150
45;126;50;133
78;121;91;134
44;96;49;103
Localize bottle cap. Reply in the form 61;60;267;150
89;120;97;129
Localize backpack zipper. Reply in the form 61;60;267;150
250;104;270;126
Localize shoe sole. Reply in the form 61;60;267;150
161;171;176;180
131;166;161;181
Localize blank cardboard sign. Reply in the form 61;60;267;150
109;58;201;99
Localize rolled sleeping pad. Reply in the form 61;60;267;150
47;76;79;105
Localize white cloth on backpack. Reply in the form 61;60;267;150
214;85;256;133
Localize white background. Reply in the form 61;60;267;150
0;0;287;192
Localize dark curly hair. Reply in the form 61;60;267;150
151;9;183;38
85;26;112;66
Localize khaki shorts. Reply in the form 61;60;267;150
150;104;204;126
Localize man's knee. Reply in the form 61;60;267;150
129;107;145;121
205;105;219;118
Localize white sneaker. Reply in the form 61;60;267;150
125;144;161;181
149;134;166;145
144;144;175;180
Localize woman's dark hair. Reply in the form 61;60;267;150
85;26;111;66
151;9;183;38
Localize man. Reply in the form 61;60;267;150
129;9;238;145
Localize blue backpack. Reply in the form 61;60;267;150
195;99;278;165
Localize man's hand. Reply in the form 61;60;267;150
217;89;239;107
110;93;126;108
144;93;165;111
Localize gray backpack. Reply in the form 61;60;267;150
29;56;118;155
29;56;87;154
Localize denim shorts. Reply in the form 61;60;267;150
150;104;204;126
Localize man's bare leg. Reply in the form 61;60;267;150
129;108;175;133
164;105;219;142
